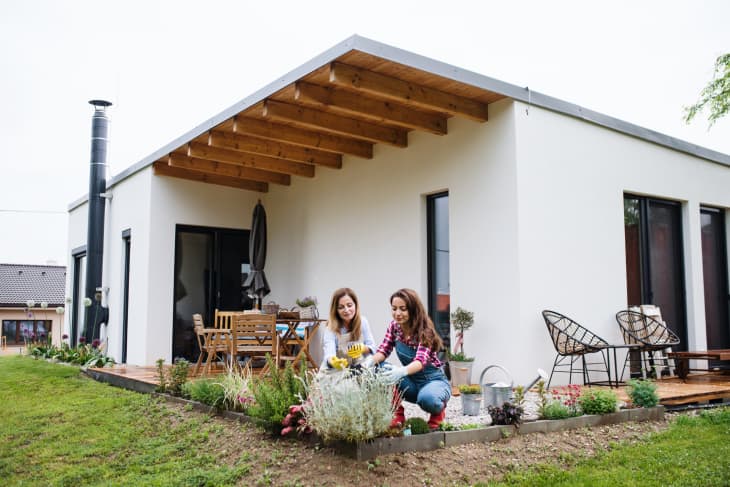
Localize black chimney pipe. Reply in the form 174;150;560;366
83;100;111;345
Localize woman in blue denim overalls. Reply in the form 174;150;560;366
372;288;451;430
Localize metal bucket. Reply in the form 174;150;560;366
461;394;482;416
479;365;514;408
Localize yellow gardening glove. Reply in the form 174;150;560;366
328;356;348;370
347;342;366;360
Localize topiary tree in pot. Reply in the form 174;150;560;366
449;307;475;386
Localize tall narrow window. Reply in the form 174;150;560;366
427;192;450;350
623;195;687;349
121;229;131;364
71;248;87;347
700;207;729;361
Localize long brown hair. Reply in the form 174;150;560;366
390;288;443;352
327;287;362;340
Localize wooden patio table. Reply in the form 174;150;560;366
667;349;730;380
276;318;326;371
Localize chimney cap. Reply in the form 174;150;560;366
89;100;112;108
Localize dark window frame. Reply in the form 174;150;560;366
426;191;450;350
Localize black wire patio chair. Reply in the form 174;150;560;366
615;309;680;379
542;310;611;388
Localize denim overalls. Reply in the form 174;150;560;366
394;341;451;414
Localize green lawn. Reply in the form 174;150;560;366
0;356;250;486
2;355;730;487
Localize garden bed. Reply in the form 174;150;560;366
146;387;664;461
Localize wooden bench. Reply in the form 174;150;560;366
667;350;730;379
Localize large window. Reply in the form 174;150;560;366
2;320;51;345
427;192;450;351
624;194;687;349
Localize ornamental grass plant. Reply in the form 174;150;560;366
303;367;395;443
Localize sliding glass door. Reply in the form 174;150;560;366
701;207;730;363
172;225;251;361
624;195;687;350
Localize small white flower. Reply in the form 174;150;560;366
26;299;35;308
83;297;93;307
40;301;48;309
56;306;65;315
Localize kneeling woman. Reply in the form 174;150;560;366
372;288;451;430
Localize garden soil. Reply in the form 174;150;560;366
163;401;676;487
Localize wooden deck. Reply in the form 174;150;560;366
89;364;730;408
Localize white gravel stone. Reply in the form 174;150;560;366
401;391;542;428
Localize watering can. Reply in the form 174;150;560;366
479;366;549;408
479;365;513;408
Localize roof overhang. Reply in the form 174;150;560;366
147;35;507;192
69;35;730;208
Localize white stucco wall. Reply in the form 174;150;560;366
514;101;730;384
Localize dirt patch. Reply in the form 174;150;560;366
161;401;673;486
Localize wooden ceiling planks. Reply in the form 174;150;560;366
152;49;504;192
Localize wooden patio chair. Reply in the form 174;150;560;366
193;313;231;375
615;308;680;379
213;309;239;330
230;313;279;374
542;310;610;388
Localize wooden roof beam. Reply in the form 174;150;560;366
234;117;373;159
168;154;291;185
294;81;447;135
187;142;315;178
262;100;408;147
329;62;489;122
153;161;268;192
208;130;341;169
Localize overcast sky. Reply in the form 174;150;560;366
1;0;728;266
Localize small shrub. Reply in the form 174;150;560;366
183;378;225;408
438;422;458;431
458;384;481;394
626;379;659;408
303;367;394;442
249;355;309;434
488;401;524;427
542;400;575;420
168;358;190;395
459;423;481;430
404;417;430;435
578;389;618;415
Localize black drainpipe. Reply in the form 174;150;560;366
83;100;111;344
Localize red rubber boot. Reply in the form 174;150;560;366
427;406;446;430
390;404;406;429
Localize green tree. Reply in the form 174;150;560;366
684;53;730;128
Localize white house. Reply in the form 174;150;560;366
66;35;730;385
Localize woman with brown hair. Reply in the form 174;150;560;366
321;287;375;369
372;288;451;430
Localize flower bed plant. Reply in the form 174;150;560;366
302;367;394;442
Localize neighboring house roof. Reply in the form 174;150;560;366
69;34;730;210
0;263;66;307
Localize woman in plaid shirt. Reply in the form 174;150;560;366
372;288;451;430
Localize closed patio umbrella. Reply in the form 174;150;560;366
243;201;270;308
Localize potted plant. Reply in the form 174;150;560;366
458;384;482;416
449;306;475;386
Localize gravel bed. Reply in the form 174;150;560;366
402;391;542;428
